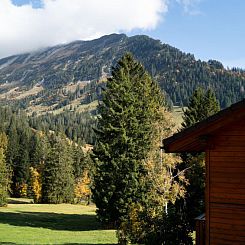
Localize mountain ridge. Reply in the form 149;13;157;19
0;33;244;113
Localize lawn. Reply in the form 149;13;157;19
0;199;117;245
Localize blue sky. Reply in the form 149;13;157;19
2;0;245;68
129;0;245;68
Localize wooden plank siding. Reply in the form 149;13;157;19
206;150;210;245
207;122;245;244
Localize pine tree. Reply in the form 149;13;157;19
72;143;86;179
202;89;220;117
0;133;10;206
28;132;50;202
181;88;205;128
92;53;166;226
182;87;220;128
174;87;220;242
13;129;31;197
6;117;19;194
30;132;49;169
4;112;33;197
41;134;75;204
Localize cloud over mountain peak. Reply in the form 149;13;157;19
0;0;168;58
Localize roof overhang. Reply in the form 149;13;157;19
164;99;245;153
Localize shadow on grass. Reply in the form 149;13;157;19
0;242;115;245
0;243;115;245
0;211;106;231
7;199;33;204
0;243;18;245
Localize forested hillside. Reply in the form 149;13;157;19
0;34;244;111
29;109;97;144
0;106;91;203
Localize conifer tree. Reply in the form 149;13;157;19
30;132;49;169
182;87;220;128
6;118;19;194
41;134;75;204
174;87;220;242
72;143;86;179
92;53;166;226
0;133;10;206
12;129;31;197
5;113;33;197
202;89;220;117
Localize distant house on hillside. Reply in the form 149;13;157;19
164;99;245;245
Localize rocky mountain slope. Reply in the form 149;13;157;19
0;33;244;113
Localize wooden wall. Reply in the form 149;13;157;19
207;120;245;244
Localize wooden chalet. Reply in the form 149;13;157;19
163;99;245;245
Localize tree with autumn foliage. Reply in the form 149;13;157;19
119;108;187;244
29;167;42;203
74;169;92;204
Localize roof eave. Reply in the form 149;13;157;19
163;99;245;153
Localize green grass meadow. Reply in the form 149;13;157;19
0;199;117;245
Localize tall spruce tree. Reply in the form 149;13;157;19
15;129;31;197
42;134;75;204
182;87;220;128
72;143;86;179
174;87;220;243
30;132;49;169
92;53;165;226
0;133;10;206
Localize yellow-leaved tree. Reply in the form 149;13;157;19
29;167;42;203
74;169;92;204
118;108;187;244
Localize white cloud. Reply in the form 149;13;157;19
176;0;202;15
0;0;168;58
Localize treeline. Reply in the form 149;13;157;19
0;106;92;205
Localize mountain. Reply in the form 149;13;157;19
0;33;245;113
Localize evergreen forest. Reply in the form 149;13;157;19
0;106;92;204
